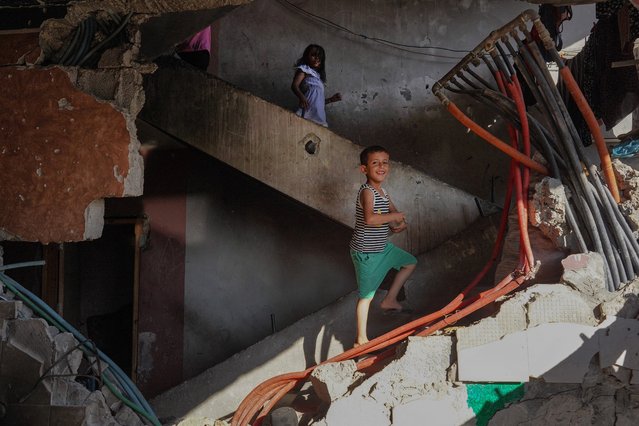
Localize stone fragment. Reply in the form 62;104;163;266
598;280;639;319
83;391;119;426
561;252;607;302
310;360;357;403
529;177;574;250
457;331;528;382
53;332;82;375
614;159;639;232
51;379;91;406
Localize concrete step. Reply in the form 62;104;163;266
140;58;483;255
150;214;499;422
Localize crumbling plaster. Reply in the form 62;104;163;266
0;66;137;242
0;0;251;242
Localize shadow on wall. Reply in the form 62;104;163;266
465;383;525;426
461;296;639;424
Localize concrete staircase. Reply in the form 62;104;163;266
150;214;499;422
140;58;483;255
139;57;505;423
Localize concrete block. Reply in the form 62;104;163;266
527;323;599;383
561;252;607;300
457;330;528;382
598;281;639;319
351;336;453;407
0;341;49;404
310;360;357;402
51;378;91;406
392;388;474;426
50;405;86;426
525;285;597;327
84;391;119;426
324;394;389;426
0;301;19;320
114;403;144;426
53;332;82;375
7;318;57;369
456;298;527;351
599;316;639;370
3;403;51;426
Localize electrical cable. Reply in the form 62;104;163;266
274;0;468;60
0;268;160;426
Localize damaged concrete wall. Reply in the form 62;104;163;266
0;65;138;242
211;0;595;201
0;0;251;243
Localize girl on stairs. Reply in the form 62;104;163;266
291;44;342;127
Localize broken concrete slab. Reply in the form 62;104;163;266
346;336;453;408
52;332;82;376
0;301;19;320
7;318;57;369
392;389;475;426
458;322;601;383
525;284;598;327
0;340;49;404
83;391;120;426
455;292;527;351
598;316;639;371
527;323;599;383
457;330;529;382
51;379;91;406
598;279;639;319
310;360;357;403
324;394;389;426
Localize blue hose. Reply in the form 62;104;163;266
0;263;159;425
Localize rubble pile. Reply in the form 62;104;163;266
304;163;639;425
0;289;144;426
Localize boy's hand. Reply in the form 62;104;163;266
390;219;407;233
299;97;309;110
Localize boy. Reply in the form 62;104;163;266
350;145;417;347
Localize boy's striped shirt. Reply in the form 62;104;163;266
350;184;390;253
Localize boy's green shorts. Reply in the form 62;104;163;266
350;243;417;299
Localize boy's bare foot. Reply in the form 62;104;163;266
353;338;369;348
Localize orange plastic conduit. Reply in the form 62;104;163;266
233;100;538;423
446;102;548;176
557;67;620;203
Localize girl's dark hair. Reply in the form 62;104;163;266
295;44;326;82
360;145;388;165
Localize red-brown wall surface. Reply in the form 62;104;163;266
0;66;131;242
